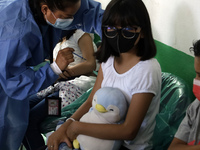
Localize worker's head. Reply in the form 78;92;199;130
29;0;80;28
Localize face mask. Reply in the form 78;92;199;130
46;12;73;30
106;32;140;55
193;78;200;101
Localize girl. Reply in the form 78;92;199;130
47;0;161;149
53;29;98;79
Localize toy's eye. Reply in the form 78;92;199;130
93;95;97;102
109;109;114;111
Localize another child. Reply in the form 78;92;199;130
53;29;99;79
47;0;162;150
168;39;200;150
22;29;98;150
37;29;99;107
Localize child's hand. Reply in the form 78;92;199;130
47;121;73;150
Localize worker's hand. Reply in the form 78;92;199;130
59;67;75;79
55;48;74;71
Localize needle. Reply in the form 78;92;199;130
72;52;86;60
59;42;86;60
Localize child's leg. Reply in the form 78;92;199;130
29;93;43;109
23;98;47;150
23;91;59;150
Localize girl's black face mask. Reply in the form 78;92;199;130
106;32;140;55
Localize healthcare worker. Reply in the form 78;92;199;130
0;0;103;149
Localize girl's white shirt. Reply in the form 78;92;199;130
53;29;98;70
101;56;162;150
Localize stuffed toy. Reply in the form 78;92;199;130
73;87;128;150
46;87;128;150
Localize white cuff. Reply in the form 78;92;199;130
50;62;62;75
66;117;75;122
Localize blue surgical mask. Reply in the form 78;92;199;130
46;11;73;30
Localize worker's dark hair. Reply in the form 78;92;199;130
59;29;77;43
29;0;80;24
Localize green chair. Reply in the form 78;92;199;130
152;72;193;150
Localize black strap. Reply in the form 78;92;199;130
36;145;47;150
120;145;131;150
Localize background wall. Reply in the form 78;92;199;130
143;0;200;56
95;0;109;10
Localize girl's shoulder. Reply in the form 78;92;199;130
139;58;159;65
137;58;161;71
101;56;114;68
132;58;161;82
72;29;86;43
74;29;85;38
74;29;85;35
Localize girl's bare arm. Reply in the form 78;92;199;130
68;90;154;141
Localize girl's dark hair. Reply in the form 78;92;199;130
59;29;76;43
190;40;200;57
95;0;156;63
29;0;79;24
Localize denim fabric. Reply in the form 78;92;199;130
23;91;59;150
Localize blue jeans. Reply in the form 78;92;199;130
23;91;59;150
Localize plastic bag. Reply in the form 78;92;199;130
152;72;193;150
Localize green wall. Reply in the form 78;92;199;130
155;40;195;100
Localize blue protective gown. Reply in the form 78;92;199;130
0;0;103;149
